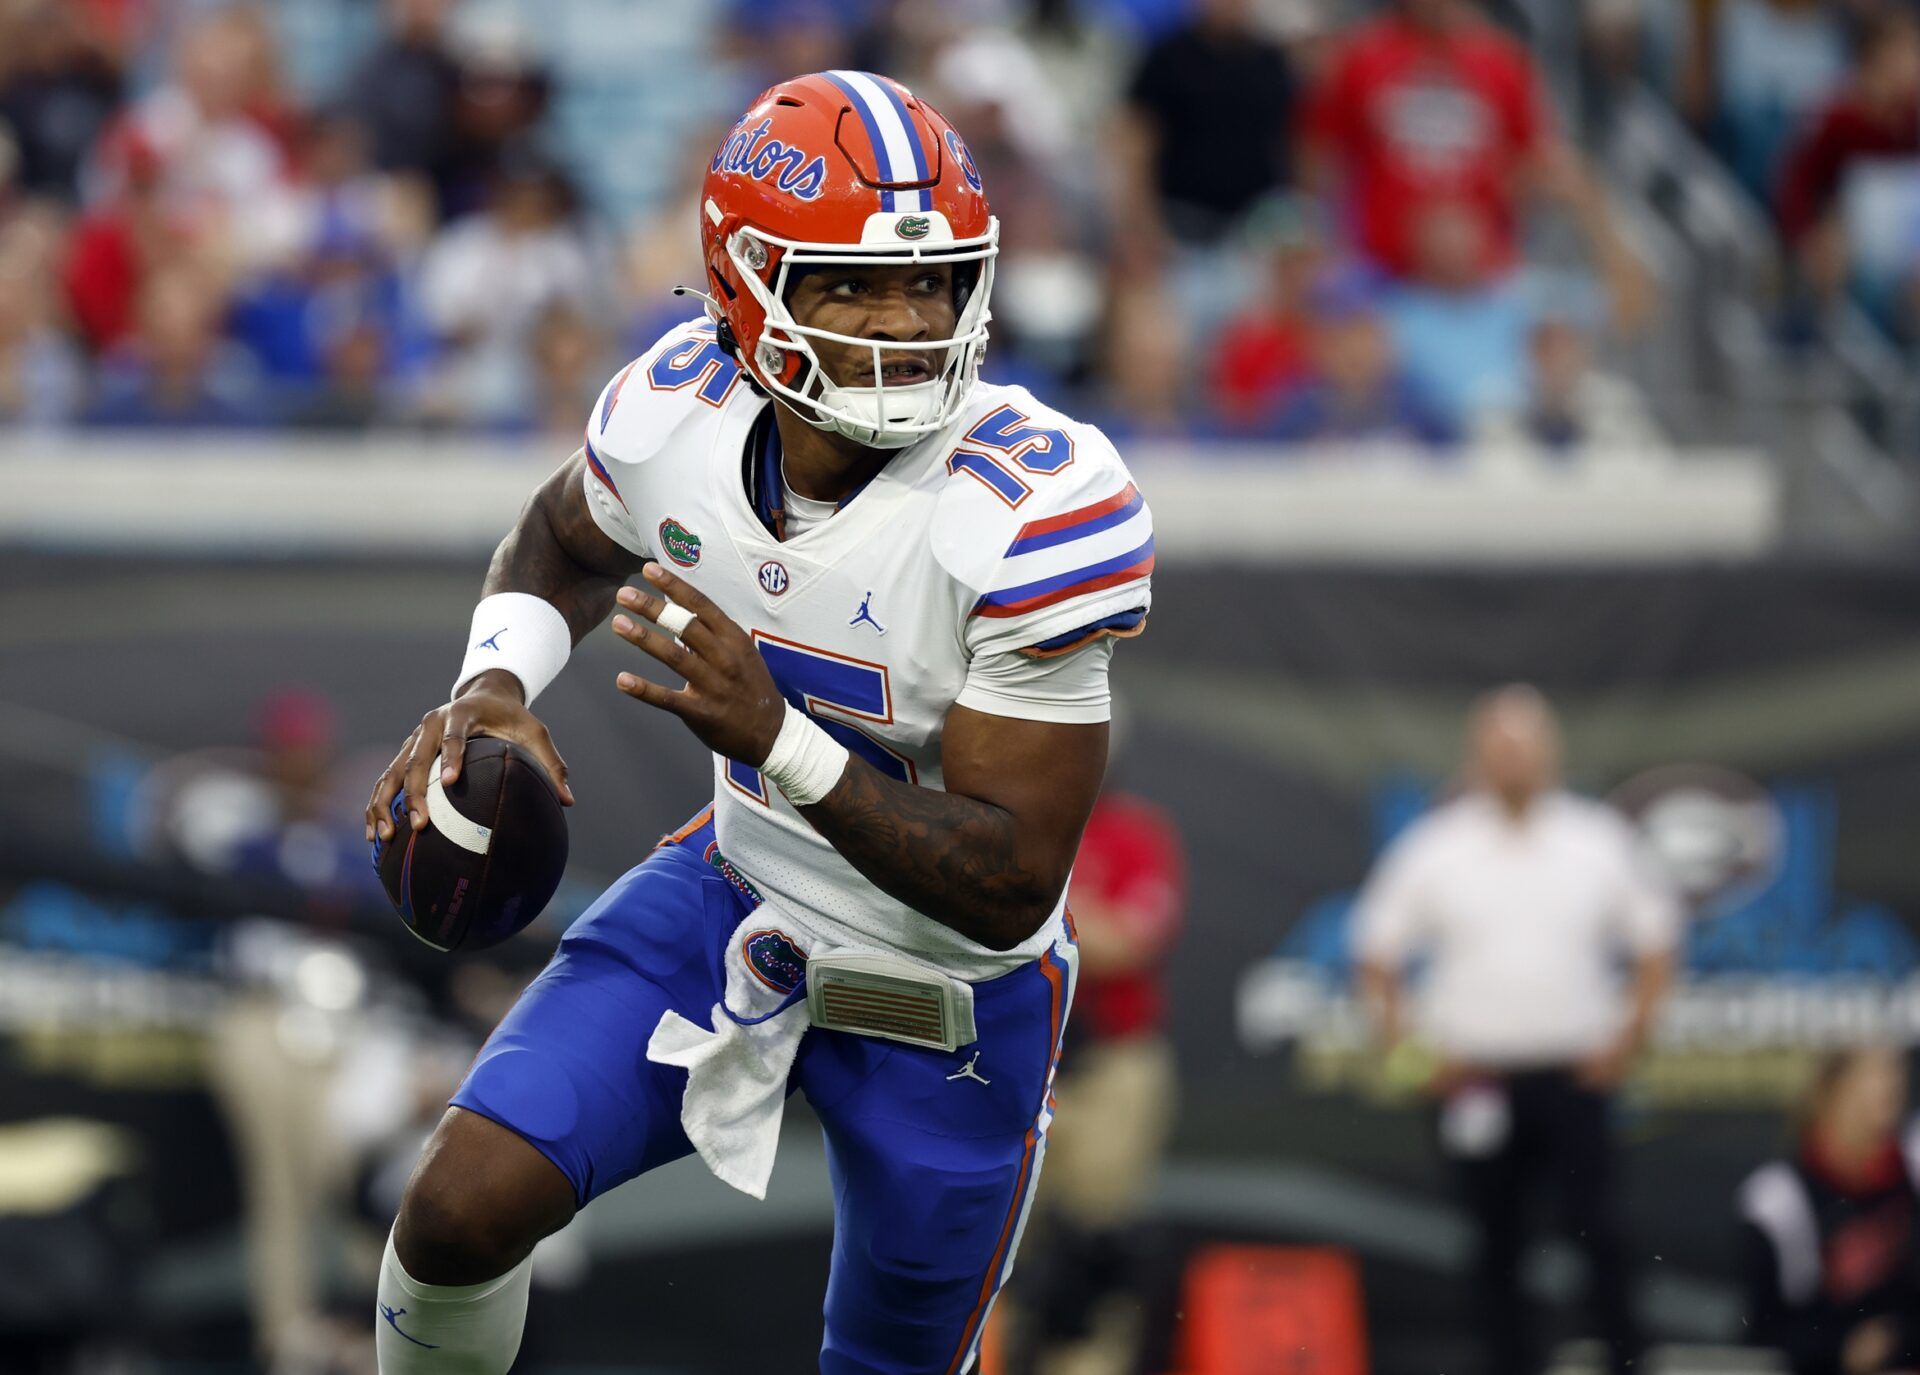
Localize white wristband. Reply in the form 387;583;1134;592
758;703;850;807
454;593;572;705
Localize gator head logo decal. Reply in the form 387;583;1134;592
895;214;932;240
743;928;807;994
658;518;702;568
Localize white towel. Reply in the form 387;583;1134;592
646;908;815;1200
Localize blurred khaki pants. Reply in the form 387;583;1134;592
205;996;346;1366
1025;1034;1177;1375
1044;1035;1177;1226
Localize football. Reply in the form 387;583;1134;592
375;736;568;952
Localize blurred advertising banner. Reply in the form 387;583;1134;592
1144;564;1920;1113
3;553;1919;1117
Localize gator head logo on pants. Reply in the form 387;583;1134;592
743;928;808;994
658;518;702;567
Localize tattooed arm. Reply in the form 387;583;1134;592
798;707;1108;949
610;564;1108;951
365;452;647;844
482;449;649;642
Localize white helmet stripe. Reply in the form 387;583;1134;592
830;69;923;191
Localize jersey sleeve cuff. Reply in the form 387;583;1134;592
954;683;1112;724
966;585;1152;660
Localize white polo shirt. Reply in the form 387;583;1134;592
1352;790;1681;1067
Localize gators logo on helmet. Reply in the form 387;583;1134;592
698;70;998;450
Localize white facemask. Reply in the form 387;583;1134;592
726;215;998;449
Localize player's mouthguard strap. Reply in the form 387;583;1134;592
453;592;573;706
757;703;850;807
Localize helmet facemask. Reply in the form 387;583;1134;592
726;220;997;449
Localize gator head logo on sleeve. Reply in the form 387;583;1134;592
657;518;702;568
743;929;808;995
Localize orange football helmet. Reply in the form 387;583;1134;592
699;70;997;449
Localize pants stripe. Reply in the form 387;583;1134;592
943;946;1071;1375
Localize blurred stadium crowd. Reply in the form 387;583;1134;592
8;3;1920;1375
5;0;1902;449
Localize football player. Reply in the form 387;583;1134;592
364;70;1154;1375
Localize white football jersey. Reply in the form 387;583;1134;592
579;319;1154;979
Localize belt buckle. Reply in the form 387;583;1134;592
804;953;977;1052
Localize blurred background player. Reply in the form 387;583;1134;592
1739;1046;1920;1375
1007;784;1185;1375
1354;685;1681;1375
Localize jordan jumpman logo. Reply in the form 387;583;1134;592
476;627;507;651
849;592;887;635
946;1051;990;1086
379;1304;440;1349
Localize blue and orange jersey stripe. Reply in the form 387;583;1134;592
582;435;628;511
599;360;637;431
972;537;1155;619
1004;483;1143;558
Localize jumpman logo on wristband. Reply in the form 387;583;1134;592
476;627;507;651
379;1304;440;1349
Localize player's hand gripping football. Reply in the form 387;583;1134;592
364;674;575;844
611;564;787;767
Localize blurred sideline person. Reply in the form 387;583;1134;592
1010;790;1185;1375
1354;685;1680;1375
1738;1047;1920;1375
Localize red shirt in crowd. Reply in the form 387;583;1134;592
1067;794;1185;1041
1306;14;1550;278
1776;95;1920;245
1211;312;1312;427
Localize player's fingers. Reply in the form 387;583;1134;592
616;582;719;652
611;611;702;679
522;722;575;806
438;714;469;787
367;733;417;842
639;562;724;623
402;710;447;831
614;670;691;716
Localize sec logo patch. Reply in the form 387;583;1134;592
758;560;790;595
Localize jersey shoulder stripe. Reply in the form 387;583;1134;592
1004;482;1144;558
930;386;1145;591
973;534;1155;618
929;385;1153;655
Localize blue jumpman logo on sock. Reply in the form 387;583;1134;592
379;1303;440;1349
849;593;887;635
476;627;507;651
